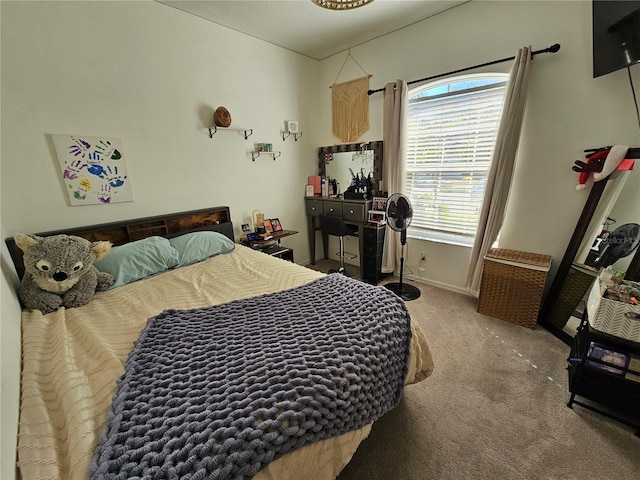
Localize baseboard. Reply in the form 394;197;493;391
401;273;473;297
303;258;473;298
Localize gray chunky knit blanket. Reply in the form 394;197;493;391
90;274;412;480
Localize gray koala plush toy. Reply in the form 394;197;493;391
14;233;115;314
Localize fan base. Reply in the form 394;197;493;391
329;266;353;277
385;282;421;301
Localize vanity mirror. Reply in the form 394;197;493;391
318;141;383;197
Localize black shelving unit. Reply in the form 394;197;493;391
362;223;387;285
567;313;640;437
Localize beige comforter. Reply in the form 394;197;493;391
18;245;434;480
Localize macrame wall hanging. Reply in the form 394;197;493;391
330;51;372;143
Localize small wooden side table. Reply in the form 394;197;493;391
240;230;298;262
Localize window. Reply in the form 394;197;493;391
405;74;509;246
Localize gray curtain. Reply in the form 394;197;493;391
466;46;533;296
381;80;408;274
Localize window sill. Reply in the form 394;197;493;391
407;228;474;248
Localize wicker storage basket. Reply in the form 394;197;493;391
587;278;640;342
477;248;552;329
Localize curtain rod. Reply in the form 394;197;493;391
367;43;561;95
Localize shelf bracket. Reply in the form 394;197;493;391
251;151;281;162
281;131;303;142
208;126;253;139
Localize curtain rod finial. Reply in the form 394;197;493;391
549;43;561;53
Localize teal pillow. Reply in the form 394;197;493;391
94;236;179;288
169;231;235;267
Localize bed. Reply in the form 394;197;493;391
7;206;434;480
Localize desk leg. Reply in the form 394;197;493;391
322;231;329;260
308;216;316;265
358;225;365;279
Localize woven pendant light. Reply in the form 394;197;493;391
311;0;374;11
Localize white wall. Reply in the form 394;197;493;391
1;0;321;251
317;0;640;291
0;1;321;476
3;0;640;477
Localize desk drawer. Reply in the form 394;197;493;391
342;203;366;223
306;199;324;217
364;242;384;256
363;255;383;270
363;225;385;243
323;201;343;216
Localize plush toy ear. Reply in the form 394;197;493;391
14;233;41;252
91;241;112;260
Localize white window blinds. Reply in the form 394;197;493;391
406;75;508;243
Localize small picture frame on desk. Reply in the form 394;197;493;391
372;196;388;212
241;223;250;233
263;219;273;233
305;184;315;197
271;218;283;232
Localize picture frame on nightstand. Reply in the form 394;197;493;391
271;218;283;232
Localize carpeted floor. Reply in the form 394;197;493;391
307;260;640;480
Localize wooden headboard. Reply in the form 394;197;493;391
5;206;234;280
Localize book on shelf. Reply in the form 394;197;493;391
625;355;640;383
586;342;630;376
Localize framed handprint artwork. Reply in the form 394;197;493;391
51;134;134;206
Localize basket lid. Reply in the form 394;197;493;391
486;248;552;270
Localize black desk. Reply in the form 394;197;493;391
305;197;372;279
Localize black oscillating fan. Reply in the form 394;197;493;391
384;193;421;301
593;223;640;268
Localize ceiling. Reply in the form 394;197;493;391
157;0;469;61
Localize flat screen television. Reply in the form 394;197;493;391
593;0;640;78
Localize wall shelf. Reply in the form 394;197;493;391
208;125;253;139
251;151;281;161
281;131;303;142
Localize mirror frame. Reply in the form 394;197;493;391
318;141;384;196
538;177;640;344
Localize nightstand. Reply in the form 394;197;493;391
240;229;297;262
